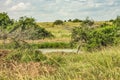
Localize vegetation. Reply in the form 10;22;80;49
31;42;72;49
0;42;73;49
0;13;53;40
72;18;82;22
0;12;120;80
0;46;120;80
71;16;120;51
53;20;64;25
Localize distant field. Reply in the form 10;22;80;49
37;22;81;42
0;21;109;44
37;21;107;42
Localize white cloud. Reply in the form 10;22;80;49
10;2;31;11
4;0;12;5
0;0;119;21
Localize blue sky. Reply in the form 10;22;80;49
0;0;120;22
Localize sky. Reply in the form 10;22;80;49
0;0;120;22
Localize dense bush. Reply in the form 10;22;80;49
72;18;82;22
9;16;53;40
0;12;13;40
71;20;120;51
114;16;120;27
0;12;13;29
53;20;64;25
68;19;72;22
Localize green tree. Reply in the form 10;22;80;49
0;12;13;47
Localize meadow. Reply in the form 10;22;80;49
0;46;120;80
0;12;120;80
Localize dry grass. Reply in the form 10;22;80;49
0;46;120;80
0;61;57;80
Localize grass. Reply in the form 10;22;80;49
0;42;74;49
37;22;81;42
0;21;118;80
0;46;120;80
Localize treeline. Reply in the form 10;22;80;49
53;17;93;25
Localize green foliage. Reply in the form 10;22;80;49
68;19;72;22
0;12;13;29
53;20;64;25
0;12;13;40
9;16;53;40
72;25;120;51
72;18;82;23
82;17;94;27
31;42;72;49
114;16;120;27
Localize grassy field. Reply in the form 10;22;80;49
37;22;81;42
0;46;120;80
0;21;119;80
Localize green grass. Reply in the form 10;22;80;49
31;42;73;49
0;42;75;49
37;22;81;42
0;46;120;80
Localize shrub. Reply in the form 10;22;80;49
9;16;53;40
68;19;72;22
114;16;120;27
53;20;64;25
71;25;120;51
72;18;82;22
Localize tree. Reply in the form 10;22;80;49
0;12;13;46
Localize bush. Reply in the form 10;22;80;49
72;19;82;23
71;25;120;51
9;16;53;40
68;19;72;22
53;20;64;25
114;16;120;27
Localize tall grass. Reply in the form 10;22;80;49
0;46;120;80
0;42;74;49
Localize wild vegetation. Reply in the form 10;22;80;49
0;12;53;41
71;16;120;51
0;12;120;80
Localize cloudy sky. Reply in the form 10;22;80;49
0;0;120;22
